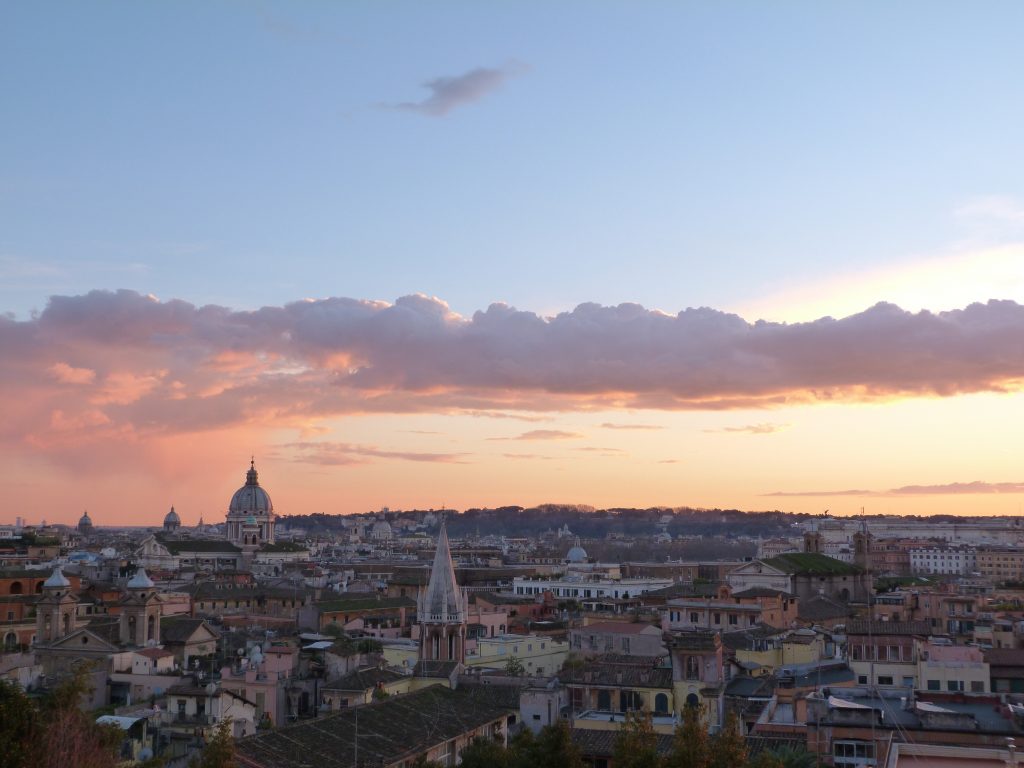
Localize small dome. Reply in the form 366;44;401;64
127;568;155;589
164;506;180;525
78;511;93;527
228;460;274;515
371;521;393;538
566;536;588;563
44;566;71;589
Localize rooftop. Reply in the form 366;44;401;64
236;685;514;768
763;552;863;576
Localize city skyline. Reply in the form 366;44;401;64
3;3;1024;525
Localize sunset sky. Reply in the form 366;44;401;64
3;2;1024;526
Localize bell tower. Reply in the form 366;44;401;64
119;568;162;646
35;567;78;645
417;521;468;665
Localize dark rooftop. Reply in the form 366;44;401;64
235;684;514;768
846;620;933;636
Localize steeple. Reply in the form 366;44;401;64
418;521;465;623
417;520;468;666
246;458;259;486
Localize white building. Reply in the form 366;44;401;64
909;545;977;576
511;574;673;600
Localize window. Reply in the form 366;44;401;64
902;677;914;687
713;612;721;625
877;676;893;686
858;676;868;685
947;680;964;692
685;655;700;680
690;612;699;623
728;614;738;625
571;688;584;710
971;680;985;693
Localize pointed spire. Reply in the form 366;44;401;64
419;520;465;623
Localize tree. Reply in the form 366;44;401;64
37;665;122;768
748;752;785;768
531;719;583;768
458;736;510;768
190;718;236;768
504;656;525;677
0;678;36;768
507;725;537;768
754;746;817;768
709;712;747;768
612;712;661;768
665;703;711;768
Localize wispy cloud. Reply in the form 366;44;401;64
765;481;1024;497
489;429;584;441
600;422;664;430
706;422;789;435
390;63;525;117
890;481;1024;495
281;441;467;465
763;489;873;497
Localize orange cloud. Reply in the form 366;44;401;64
48;362;96;384
4;290;1024;475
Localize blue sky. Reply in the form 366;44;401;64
5;1;1023;320
5;2;1024;522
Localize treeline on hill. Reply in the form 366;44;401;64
279;505;807;539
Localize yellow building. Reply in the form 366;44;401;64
465;634;569;676
733;628;824;676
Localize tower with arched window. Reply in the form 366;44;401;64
35;567;78;645
119;568;162;646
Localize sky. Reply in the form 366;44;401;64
3;2;1024;526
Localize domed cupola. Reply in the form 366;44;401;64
78;511;94;533
163;505;181;533
566;536;588;564
225;458;276;546
229;459;274;515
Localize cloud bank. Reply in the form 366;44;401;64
766;481;1024;497
4;290;1024;462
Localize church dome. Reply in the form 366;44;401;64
164;506;180;525
78;511;93;528
566;536;588;563
43;566;71;589
229;460;274;515
126;568;155;589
